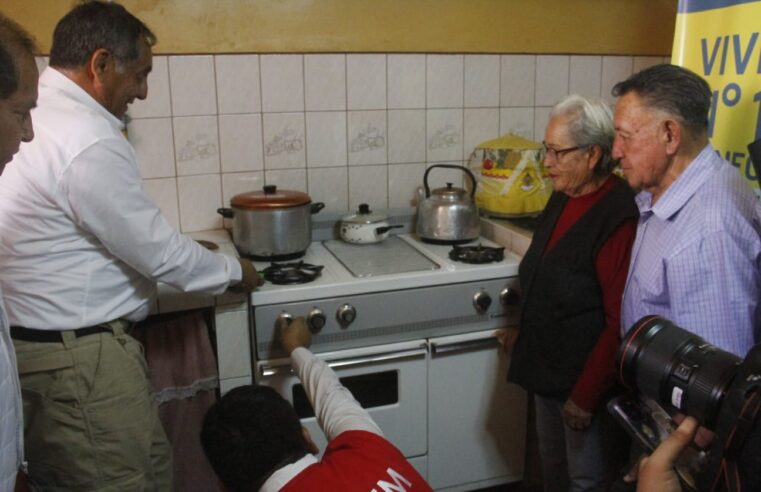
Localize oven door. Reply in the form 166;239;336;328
255;339;428;459
428;330;527;489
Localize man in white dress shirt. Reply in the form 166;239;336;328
0;13;37;492
0;2;260;490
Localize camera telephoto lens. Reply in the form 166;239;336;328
617;315;742;429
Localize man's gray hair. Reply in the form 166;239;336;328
49;1;155;69
612;64;711;136
550;94;616;176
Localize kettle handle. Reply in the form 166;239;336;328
422;164;477;199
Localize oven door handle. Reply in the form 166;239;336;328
430;334;499;355
259;346;428;377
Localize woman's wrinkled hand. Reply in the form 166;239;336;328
494;327;520;353
563;398;593;430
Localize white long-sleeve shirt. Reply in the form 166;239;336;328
260;348;382;492
0;67;241;329
0;292;23;492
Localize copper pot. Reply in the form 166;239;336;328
218;185;324;260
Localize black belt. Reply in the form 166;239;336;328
10;325;111;343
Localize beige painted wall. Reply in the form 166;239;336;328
1;0;676;55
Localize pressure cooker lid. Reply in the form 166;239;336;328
342;203;388;224
230;185;311;209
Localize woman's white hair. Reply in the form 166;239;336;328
550;94;616;175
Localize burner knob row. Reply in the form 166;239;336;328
472;287;520;313
279;304;357;335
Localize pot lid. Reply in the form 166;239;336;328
342;203;388;224
230;185;311;209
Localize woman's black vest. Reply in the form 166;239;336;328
507;177;637;400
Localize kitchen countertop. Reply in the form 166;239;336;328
480;217;534;257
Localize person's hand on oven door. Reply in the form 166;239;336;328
278;315;312;354
495;326;519;353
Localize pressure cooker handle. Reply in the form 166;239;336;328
375;224;404;235
422;164;477;199
217;207;234;219
310;202;325;214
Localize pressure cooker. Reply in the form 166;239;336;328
217;185;324;260
339;204;403;244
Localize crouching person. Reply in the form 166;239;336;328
201;316;432;491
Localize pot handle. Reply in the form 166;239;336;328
422;164;477;199
375;224;404;235
310;202;325;214
217;207;234;219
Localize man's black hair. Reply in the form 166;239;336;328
200;385;310;492
612;64;712;135
0;14;36;99
49;1;156;69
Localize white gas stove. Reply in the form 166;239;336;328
247;232;527;491
249;233;522;359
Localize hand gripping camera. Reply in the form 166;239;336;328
612;315;761;492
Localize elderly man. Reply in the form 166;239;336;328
0;2;259;490
613;64;761;357
0;14;37;492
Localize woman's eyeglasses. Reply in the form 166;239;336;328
542;142;586;159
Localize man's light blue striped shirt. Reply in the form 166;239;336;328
621;145;761;357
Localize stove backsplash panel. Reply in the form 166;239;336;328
33;53;667;233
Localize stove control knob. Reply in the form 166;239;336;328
307;308;327;333
473;291;492;313
499;287;520;306
336;304;357;326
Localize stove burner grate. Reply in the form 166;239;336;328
261;261;324;285
448;244;505;264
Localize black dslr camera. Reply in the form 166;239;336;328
608;315;761;492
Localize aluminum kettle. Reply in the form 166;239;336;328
416;164;480;244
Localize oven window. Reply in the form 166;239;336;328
291;370;399;418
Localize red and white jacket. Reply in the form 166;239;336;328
259;348;431;492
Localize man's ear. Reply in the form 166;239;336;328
302;426;319;455
663;119;682;154
88;48;114;83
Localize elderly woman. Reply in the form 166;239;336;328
498;94;637;492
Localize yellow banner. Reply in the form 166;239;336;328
672;0;761;190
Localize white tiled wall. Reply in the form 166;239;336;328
128;53;668;233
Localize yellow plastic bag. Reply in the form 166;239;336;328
468;134;551;218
